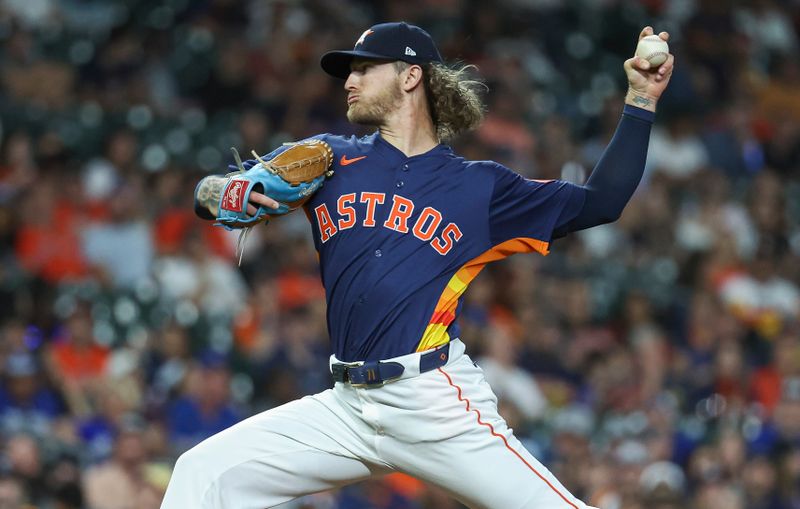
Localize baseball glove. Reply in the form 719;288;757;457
215;139;334;230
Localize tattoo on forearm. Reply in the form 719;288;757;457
197;176;227;213
625;88;657;112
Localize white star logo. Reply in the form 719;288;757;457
355;29;374;47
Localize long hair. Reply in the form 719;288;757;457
422;63;486;142
395;61;486;141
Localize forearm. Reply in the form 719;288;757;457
194;175;228;219
562;104;655;233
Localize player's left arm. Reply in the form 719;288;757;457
556;27;674;235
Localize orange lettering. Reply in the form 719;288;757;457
383;195;414;233
314;203;338;243
412;207;443;241
337;193;357;230
431;223;463;255
360;192;385;227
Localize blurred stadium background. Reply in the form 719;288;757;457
0;0;799;508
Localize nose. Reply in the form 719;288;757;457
344;72;358;91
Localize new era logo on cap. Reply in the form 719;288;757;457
320;22;444;79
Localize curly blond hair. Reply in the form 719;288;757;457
395;61;486;141
423;63;486;141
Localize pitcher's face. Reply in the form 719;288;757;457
344;59;403;126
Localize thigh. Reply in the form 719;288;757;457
161;389;391;509
378;358;591;509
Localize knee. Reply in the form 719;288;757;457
164;445;221;508
172;442;215;483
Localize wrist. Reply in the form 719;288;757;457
195;175;228;217
625;88;658;112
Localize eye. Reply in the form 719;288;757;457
351;62;373;73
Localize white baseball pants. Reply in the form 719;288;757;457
161;339;594;509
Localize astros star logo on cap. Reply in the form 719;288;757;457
355;29;374;47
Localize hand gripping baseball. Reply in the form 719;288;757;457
214;139;334;230
623;26;675;112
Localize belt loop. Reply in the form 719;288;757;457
419;342;450;373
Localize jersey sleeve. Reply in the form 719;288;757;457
487;163;586;247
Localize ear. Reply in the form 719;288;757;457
401;65;424;92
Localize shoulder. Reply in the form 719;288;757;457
464;160;574;198
308;133;376;152
461;159;516;186
464;159;509;174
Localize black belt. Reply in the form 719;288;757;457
332;342;452;387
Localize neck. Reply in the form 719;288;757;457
378;103;439;157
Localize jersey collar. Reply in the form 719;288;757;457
372;132;453;164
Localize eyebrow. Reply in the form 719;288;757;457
350;60;374;71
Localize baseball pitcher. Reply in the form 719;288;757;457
164;22;674;509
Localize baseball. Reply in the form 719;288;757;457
636;34;669;67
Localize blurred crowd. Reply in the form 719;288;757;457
0;0;799;508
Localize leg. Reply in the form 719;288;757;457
371;356;593;509
161;390;390;509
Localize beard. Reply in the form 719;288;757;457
346;79;403;126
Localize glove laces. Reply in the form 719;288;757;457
230;146;252;267
236;226;253;267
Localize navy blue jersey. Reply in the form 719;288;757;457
280;132;586;362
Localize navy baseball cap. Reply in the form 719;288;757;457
321;22;443;79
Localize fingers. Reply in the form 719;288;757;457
244;191;282;217
249;191;282;210
638;26;670;42
628;55;651;72
655;53;675;82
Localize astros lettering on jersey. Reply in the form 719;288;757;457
257;132;585;363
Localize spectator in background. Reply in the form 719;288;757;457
45;304;109;417
153;227;248;317
82;181;154;289
165;353;241;453
622;291;669;403
645;112;710;182
0;476;26;509
5;433;46;506
77;383;141;462
742;455;782;509
232;275;281;363
14;177;88;285
44;453;84;509
0;351;63;437
145;323;192;407
476;323;548;422
0;131;37;201
83;416;164;509
751;331;800;415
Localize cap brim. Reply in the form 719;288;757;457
320;50;395;79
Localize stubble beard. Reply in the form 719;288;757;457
346;79;403;126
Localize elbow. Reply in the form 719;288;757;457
592;210;623;227
602;201;629;224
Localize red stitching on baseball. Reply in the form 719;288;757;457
437;368;579;509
